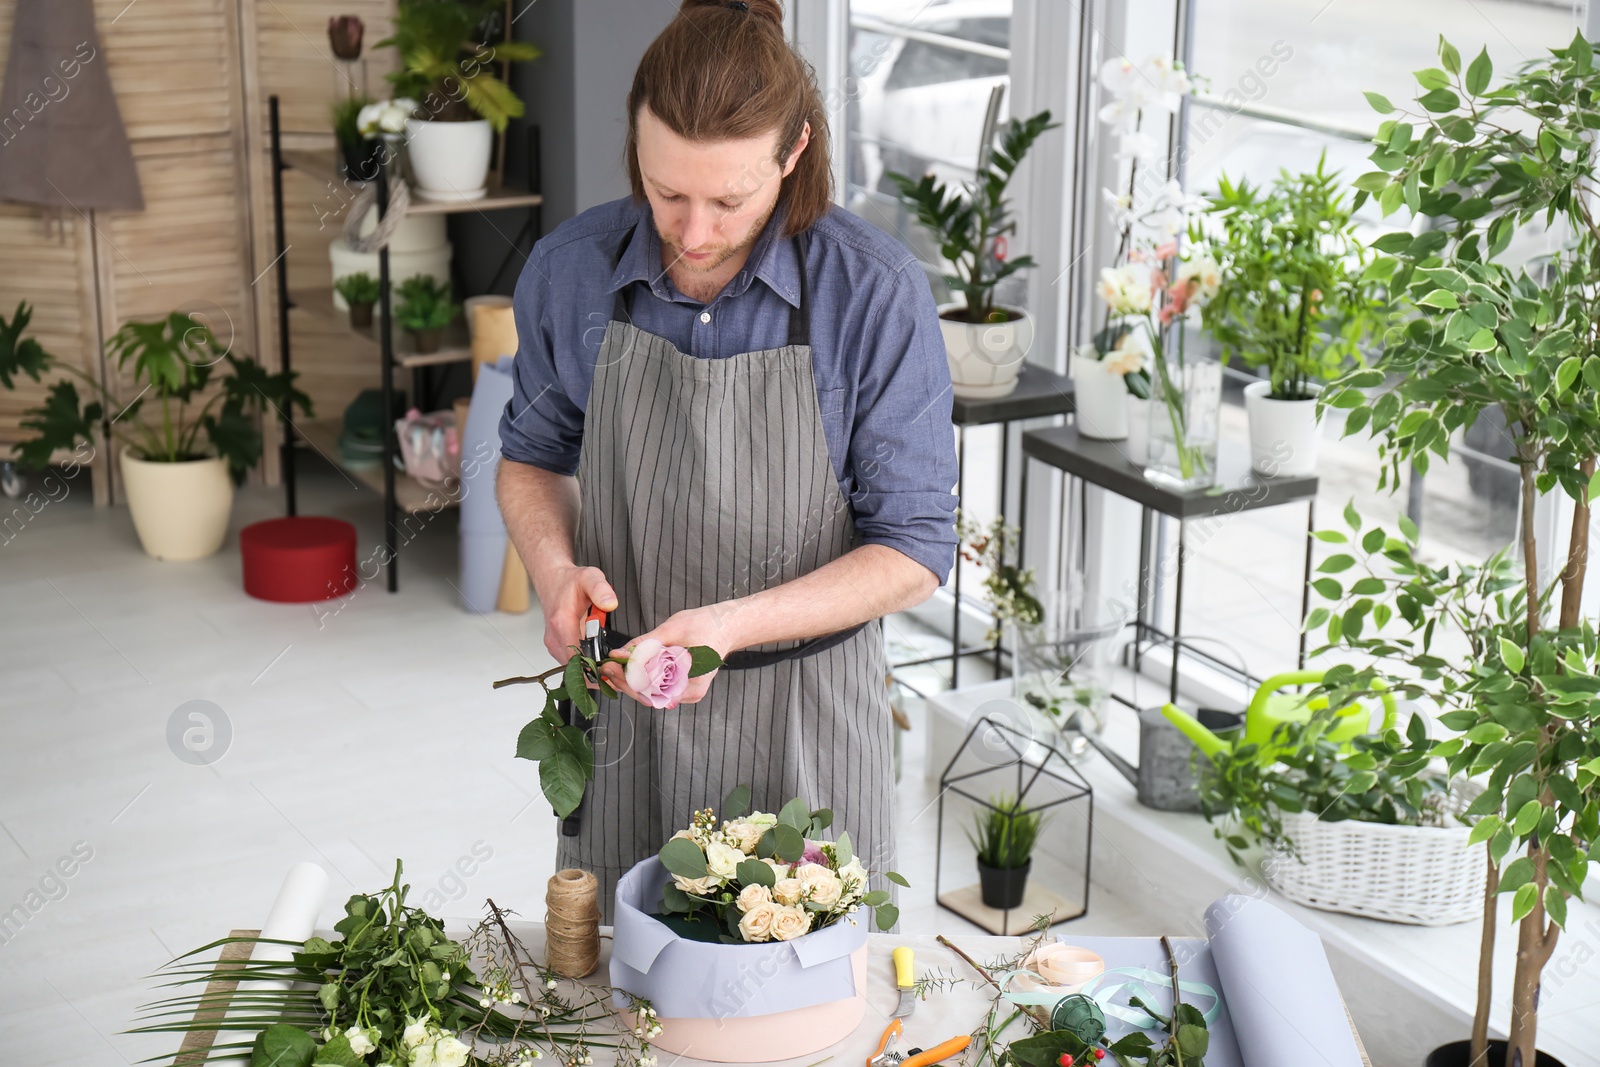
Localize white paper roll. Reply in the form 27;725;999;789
211;862;330;1065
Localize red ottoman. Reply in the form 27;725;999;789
240;517;358;603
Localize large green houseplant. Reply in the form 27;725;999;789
1189;159;1385;476
0;302;309;559
888;110;1056;399
1313;32;1600;1066
378;0;539;202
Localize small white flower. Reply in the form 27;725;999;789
547;977;558;988
345;1026;377;1057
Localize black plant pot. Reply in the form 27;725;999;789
1426;1041;1569;1067
347;302;374;330
410;327;443;354
978;858;1031;910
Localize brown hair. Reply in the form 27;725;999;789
625;0;833;236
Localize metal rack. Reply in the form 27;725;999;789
266;95;542;591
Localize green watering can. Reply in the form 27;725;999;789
1161;669;1397;762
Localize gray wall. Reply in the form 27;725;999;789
451;0;671;299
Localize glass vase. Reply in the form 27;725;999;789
1009;593;1125;761
1145;358;1221;492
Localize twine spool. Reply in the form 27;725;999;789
545;868;601;979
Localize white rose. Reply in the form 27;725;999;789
804;871;843;909
745;811;778;829
432;1035;471;1067
736;882;773;912
673;873;719;897
771;904;813;942
738;901;777;942
837;858;868;900
345;1026;376;1057
411;1043;437;1067
402;1020;431;1050
722;820;764;853
772;878;804;906
764;857;791;878
705;841;744;880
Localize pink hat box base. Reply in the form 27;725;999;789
621;944;868;1063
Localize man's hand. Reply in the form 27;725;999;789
536;564;619;663
601;603;743;708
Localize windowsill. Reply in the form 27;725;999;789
925;680;1599;1067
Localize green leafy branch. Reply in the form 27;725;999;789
502;643;722;819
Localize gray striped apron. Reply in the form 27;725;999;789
557;225;896;923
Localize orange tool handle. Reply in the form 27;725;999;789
903;1036;971;1067
868;1018;903;1067
584;603;608;628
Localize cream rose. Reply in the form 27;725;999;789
433;1036;471;1067
345;1026;377;1057
772;878;804;906
736;882;773;912
837;857;868;901
804;871;843;909
673;873;719;897
705;840;744;880
771;904;813;941
738;901;777;942
722;820;765;854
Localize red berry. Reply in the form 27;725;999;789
1058;1056;1074;1067
1093;1051;1106;1061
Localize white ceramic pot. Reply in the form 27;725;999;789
938;303;1033;398
404;117;492;201
119;448;233;560
1070;346;1129;440
1244;380;1323;477
1125;395;1151;467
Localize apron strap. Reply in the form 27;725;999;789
604;623;866;671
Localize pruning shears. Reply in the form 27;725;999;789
867;1017;969;1067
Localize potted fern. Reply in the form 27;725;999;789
968;793;1045;910
889;111;1056;399
0;303;309;560
378;0;539;201
334;271;380;329
395;274;459;354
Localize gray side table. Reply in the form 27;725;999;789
1020;424;1319;703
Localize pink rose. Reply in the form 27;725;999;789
622;638;691;708
801;841;829;867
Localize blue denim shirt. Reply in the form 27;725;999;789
498;196;958;583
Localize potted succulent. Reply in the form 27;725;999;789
1189;158;1385;477
1312;32;1600;1067
967;793;1044;910
0;302;310;560
888;110;1056;399
395;274;459;354
1077;55;1198;447
333;270;380;328
378;0;539;201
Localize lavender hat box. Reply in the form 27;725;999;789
610;857;870;1062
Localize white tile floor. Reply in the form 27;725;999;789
0;457;1161;1067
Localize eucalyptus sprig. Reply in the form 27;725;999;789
500;642;722;819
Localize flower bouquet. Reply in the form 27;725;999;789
609;787;907;1063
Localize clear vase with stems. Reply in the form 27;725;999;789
1146;350;1221;491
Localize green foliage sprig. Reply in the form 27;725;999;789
501;643;722;819
379;0;540;132
0;302;309;483
1190;157;1384;400
888;111;1057;323
958;512;1044;641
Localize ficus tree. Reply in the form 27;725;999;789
1311;32;1600;1065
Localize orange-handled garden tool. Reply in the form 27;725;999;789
867;1017;970;1067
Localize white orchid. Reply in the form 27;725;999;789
1142;179;1207;237
1096;265;1152;316
357;98;418;138
1102;188;1135;231
1114;130;1161;163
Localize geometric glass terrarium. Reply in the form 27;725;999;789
935;713;1093;936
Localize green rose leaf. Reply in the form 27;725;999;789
251;1024;317;1067
688;645;723;678
540;748;588;819
565;655;596;719
312;1034;366;1067
516;717;558;761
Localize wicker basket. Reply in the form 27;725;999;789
1263;782;1487;926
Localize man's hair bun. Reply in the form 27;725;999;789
678;0;784;25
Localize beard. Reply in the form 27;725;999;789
658;197;779;276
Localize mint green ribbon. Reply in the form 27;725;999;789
994;966;1221;1031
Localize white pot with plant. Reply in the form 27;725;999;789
1189;160;1384;478
889;112;1057;398
0;304;310;560
378;0;539;201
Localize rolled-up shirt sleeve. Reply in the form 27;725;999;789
498;250;585;475
846;263;958;584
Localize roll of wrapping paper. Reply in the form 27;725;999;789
212;862;330;1065
496;539;530;613
469;298;517;385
